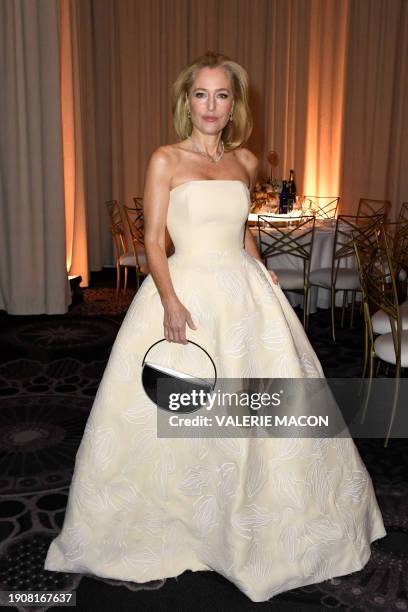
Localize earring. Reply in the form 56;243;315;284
187;109;191;119
229;111;233;122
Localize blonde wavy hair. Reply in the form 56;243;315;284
172;51;253;151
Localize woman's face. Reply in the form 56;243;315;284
187;66;234;136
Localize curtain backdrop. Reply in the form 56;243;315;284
1;0;407;314
65;0;408;289
0;0;70;314
61;0;89;286
341;0;408;213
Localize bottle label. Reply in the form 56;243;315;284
279;201;288;214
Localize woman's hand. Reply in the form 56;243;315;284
162;296;197;344
268;269;279;284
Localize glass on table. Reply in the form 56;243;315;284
287;198;303;227
255;197;278;216
265;194;279;214
293;195;305;215
301;197;319;216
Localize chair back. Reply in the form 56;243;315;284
354;224;401;356
122;200;147;272
395;217;408;272
357;198;391;218
384;215;408;280
258;215;315;259
394;202;408;268
133;196;144;213
257;215;316;283
398;202;408;222
331;214;383;275
105;200;127;259
303;196;339;220
123;201;145;248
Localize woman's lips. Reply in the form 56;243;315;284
203;116;218;122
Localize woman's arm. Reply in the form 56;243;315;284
143;148;196;343
244;225;263;262
143;148;177;302
240;149;279;284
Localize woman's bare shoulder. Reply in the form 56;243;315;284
234;146;259;169
149;143;186;172
149;144;178;164
147;145;183;182
233;147;259;187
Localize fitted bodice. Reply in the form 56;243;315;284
166;180;250;261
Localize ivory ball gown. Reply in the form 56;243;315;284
44;180;386;602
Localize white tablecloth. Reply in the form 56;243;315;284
250;221;357;313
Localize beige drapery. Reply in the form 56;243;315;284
107;0;351;199
341;0;408;212
62;0;122;277
1;1;407;314
65;0;408;289
0;0;70;314
60;0;89;286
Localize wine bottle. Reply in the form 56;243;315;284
288;169;296;212
279;180;289;214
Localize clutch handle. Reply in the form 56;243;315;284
141;338;217;386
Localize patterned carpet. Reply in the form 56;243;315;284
0;280;407;612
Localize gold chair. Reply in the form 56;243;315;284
122;201;149;291
353;220;408;379
357;198;391;219
309;214;383;341
105;200;131;296
133;196;143;212
398;201;408;222
354;224;408;447
257;215;316;329
383;218;408;292
395;207;408;269
303;196;339;220
395;201;408;297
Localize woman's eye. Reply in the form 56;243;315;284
193;92;229;99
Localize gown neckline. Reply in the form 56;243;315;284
169;179;250;195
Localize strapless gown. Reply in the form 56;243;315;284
44;180;386;602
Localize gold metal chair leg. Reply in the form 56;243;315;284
361;318;368;378
123;266;128;293
331;287;336;342
384;361;401;448
361;347;375;425
358;317;369;408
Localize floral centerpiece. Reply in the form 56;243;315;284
250;181;280;213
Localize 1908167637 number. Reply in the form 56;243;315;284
0;591;76;606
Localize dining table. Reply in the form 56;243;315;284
249;216;358;313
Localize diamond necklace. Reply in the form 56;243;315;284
188;136;225;164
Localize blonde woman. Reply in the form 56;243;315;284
45;52;386;603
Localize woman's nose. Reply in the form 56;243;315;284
207;96;216;111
